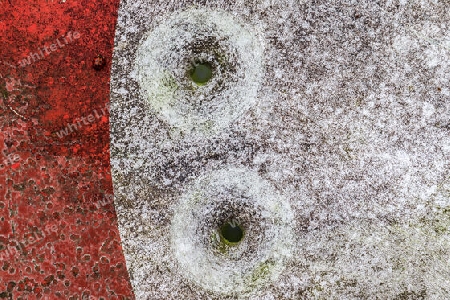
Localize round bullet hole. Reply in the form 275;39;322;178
220;221;244;244
93;54;106;71
190;63;212;85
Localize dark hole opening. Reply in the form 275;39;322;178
190;62;213;84
220;221;244;243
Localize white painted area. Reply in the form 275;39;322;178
111;1;450;298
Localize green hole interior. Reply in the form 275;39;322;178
220;222;244;244
190;63;213;85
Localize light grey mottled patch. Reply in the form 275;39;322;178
110;0;450;298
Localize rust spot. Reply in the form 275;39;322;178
93;54;107;71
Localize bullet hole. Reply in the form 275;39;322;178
190;62;213;85
93;54;106;71
220;221;244;244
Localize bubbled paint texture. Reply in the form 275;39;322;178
0;0;134;299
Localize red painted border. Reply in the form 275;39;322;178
0;0;135;299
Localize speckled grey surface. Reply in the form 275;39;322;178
110;1;450;299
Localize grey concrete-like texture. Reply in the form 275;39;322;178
110;0;450;299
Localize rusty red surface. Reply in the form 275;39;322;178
0;0;135;299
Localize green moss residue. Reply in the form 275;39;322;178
213;231;228;254
212;224;245;255
161;72;179;92
430;206;450;235
249;261;275;284
190;192;203;205
376;204;450;279
152;72;179;110
386;204;450;238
